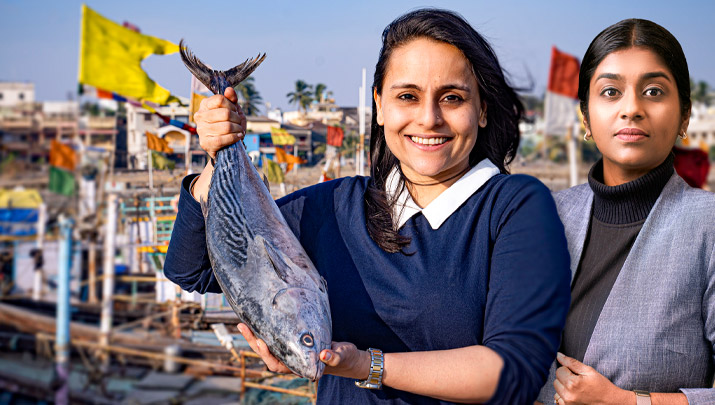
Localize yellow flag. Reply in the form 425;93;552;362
146;131;173;153
79;4;180;105
263;158;284;184
189;93;207;123
271;127;296;145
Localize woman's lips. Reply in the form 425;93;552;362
406;135;453;150
615;128;648;142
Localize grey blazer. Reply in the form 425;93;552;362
538;174;715;404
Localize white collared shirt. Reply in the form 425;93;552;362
385;159;500;230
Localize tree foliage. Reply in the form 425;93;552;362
691;79;712;106
286;80;314;113
234;76;263;116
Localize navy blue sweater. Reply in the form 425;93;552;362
165;173;571;404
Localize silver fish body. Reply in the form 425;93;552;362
179;41;332;380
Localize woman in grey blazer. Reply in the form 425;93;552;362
538;19;715;405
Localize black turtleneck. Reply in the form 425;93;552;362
561;154;674;362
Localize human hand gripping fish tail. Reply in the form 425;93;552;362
179;40;332;381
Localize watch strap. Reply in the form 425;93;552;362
354;348;384;390
634;390;651;405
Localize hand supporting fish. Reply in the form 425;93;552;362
179;40;333;381
238;323;374;382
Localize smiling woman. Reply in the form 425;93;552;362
165;8;572;404
538;19;715;405
374;38;486;205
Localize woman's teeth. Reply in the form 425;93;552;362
410;136;448;145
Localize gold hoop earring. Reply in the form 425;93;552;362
583;132;592;141
679;130;688;139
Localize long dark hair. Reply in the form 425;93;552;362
578;18;691;121
365;8;524;253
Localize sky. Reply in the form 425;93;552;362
1;0;713;113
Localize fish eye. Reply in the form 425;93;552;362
300;332;314;347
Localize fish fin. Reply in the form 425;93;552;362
179;39;216;94
262;174;270;192
257;235;291;283
225;53;267;88
199;194;209;219
179;39;266;94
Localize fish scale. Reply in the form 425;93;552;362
178;40;332;381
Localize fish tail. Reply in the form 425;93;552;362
179;39;266;95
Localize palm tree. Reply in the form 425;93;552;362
234;76;263;116
692;80;711;106
314;83;327;103
287;80;313;113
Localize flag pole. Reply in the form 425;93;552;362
567;123;579;187
358;68;366;176
148;148;157;244
185;132;191;175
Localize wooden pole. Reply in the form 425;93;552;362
172;285;182;339
88;240;97;304
32;203;46;301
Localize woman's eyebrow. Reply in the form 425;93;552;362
595;73;622;81
390;83;471;92
641;71;672;82
594;72;672;82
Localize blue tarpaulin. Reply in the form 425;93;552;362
0;208;38;236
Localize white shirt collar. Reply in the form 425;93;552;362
385;159;500;230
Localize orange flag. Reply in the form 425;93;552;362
274;147;306;173
49;140;77;171
146;131;173;153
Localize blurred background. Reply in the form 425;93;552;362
0;1;713;403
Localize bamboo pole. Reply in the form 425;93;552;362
32;203;46;301
88;240;97;304
36;333;317;399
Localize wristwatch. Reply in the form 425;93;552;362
354;348;384;390
634;390;651;405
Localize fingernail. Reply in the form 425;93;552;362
322;351;332;361
556;352;564;360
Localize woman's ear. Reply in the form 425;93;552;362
374;88;384;126
478;101;487;128
680;108;691;136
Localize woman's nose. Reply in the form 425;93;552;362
620;89;644;120
417;100;444;129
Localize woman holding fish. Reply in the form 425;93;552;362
166;8;571;404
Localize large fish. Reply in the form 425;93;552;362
179;40;332;381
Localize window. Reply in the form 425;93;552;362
18;93;24;100
0;93;3;100
144;114;152;122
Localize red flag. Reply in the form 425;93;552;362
327;126;344;147
545;46;580;136
673;146;711;189
96;88;114;99
547;46;580;99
